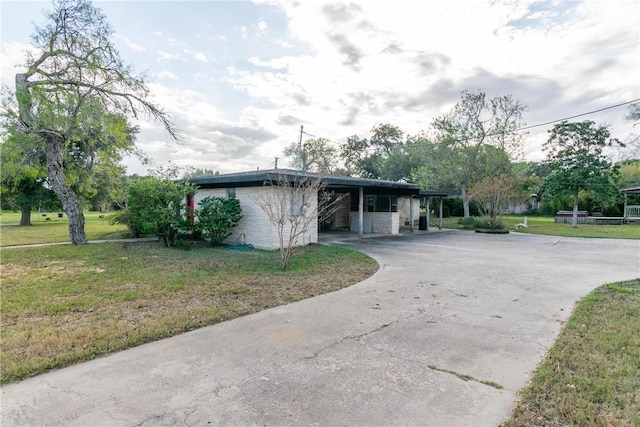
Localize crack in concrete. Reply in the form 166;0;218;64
300;312;424;362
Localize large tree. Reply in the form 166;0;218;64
341;123;404;178
6;0;178;244
543;121;622;227
432;90;526;217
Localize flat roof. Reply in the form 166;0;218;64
188;169;446;196
622;186;640;194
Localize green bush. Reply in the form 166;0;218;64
194;196;242;246
125;177;194;247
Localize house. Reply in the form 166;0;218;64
187;169;447;250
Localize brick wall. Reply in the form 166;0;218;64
193;186;318;250
349;212;400;234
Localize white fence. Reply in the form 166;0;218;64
625;205;640;218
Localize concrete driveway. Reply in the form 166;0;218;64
2;230;638;426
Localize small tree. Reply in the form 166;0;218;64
469;175;520;229
543;121;622;228
194;196;242;246
252;174;344;270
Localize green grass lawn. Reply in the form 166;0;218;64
437;215;640;239
0;211;128;246
502;279;640;427
0;242;378;384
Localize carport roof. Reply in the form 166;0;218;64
187;168;444;196
622;186;640;194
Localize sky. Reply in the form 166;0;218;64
1;0;639;176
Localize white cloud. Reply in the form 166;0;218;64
156;70;179;80
116;34;146;52
194;52;208;63
237;25;248;39
257;19;267;35
156;50;180;62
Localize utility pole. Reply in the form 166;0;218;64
299;125;305;171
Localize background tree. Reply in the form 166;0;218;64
341;123;404;178
5;0;178;245
182;167;219;179
468;175;519;229
617;102;640;161
64;100;140;211
543;121;622;227
431;90;526;217
284;137;338;174
0;127;51;225
194;196;242;246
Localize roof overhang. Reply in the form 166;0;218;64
188;169;434;196
621;186;640;194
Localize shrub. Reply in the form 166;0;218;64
457;216;505;230
126;177;194;247
194;196;242;246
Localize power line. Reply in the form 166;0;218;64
515;99;640;132
290;98;640;154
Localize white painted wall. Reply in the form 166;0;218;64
398;196;420;227
193;186;318;250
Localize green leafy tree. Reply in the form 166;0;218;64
63;99;141;212
543;121;622;227
194;196;242;246
341;123;404;178
5;0;178;245
375;133;439;182
617;160;640;188
0;128;52;225
432;90;526;217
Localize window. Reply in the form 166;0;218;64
365;195;398;212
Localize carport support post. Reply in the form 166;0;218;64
623;192;628;222
409;195;414;232
358;186;364;238
438;197;443;230
425;196;430;231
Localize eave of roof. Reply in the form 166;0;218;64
621;186;640;194
188;168;428;195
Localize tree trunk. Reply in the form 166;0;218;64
572;191;579;229
20;204;32;226
462;185;471;218
45;135;88;244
